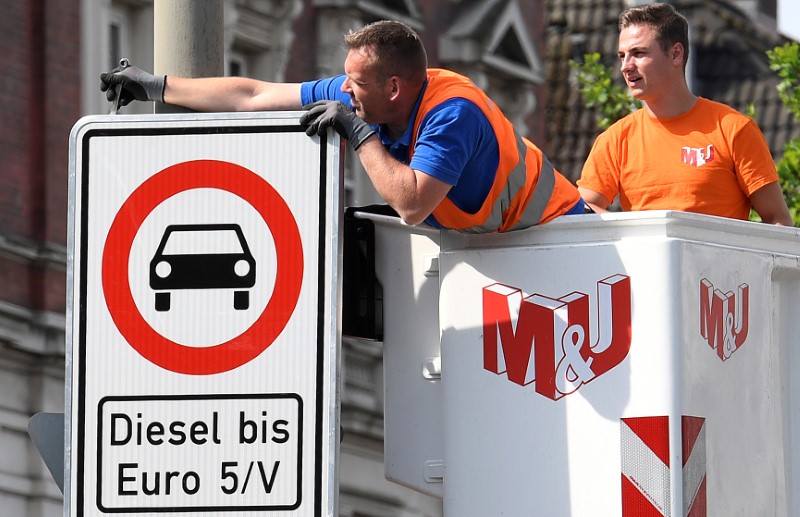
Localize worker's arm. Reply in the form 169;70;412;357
578;186;612;213
100;64;303;112
299;100;451;224
354;137;451;225
749;181;794;226
164;76;303;112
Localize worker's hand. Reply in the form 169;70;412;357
299;101;376;150
100;64;166;106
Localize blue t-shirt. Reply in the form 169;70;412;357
301;75;498;228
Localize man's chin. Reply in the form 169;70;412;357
627;81;645;93
628;89;645;100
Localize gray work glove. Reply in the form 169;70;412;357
299;101;376;150
100;64;166;106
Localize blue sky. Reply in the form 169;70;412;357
779;0;800;41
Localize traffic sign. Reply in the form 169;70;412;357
102;159;304;375
66;113;343;516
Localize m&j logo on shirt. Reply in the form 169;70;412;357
682;144;715;167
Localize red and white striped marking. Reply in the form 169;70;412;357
682;417;706;517
620;416;706;517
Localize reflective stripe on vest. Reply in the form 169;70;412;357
438;131;556;233
508;136;556;232
411;69;554;232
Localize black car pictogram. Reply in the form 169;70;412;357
149;224;256;312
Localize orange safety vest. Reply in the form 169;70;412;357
409;69;579;232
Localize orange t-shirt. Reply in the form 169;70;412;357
578;98;779;220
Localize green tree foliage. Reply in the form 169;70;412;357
768;42;800;118
568;53;641;130
767;42;800;223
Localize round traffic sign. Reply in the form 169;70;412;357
102;159;304;375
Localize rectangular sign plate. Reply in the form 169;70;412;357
66;112;343;516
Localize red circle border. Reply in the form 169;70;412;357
101;160;304;375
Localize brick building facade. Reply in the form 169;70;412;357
0;1;80;514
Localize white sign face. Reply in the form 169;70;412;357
66;113;342;516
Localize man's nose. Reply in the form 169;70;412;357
620;55;633;72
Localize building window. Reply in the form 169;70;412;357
226;50;248;77
108;8;130;70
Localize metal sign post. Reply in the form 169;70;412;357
66;112;343;516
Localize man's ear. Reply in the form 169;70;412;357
387;76;401;101
672;42;685;64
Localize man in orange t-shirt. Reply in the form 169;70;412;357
577;3;792;226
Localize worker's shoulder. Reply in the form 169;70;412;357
696;97;751;121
